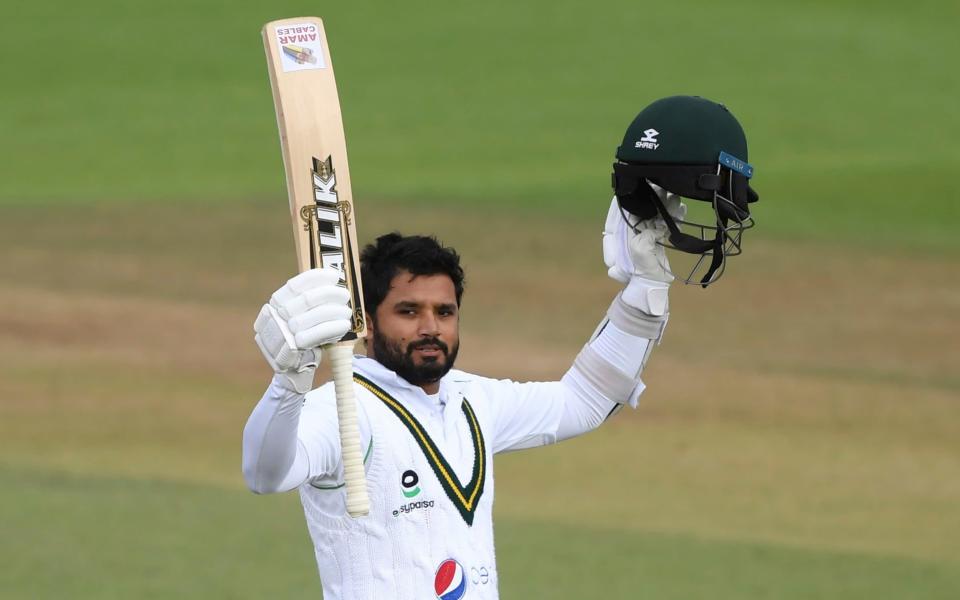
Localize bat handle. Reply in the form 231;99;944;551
326;339;370;517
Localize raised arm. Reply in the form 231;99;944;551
490;189;685;452
241;269;353;494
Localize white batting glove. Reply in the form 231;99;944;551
602;184;686;316
254;268;353;393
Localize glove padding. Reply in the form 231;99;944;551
602;185;686;316
254;268;353;393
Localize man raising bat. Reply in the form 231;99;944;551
242;94;759;599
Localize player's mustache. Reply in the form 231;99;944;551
406;337;449;356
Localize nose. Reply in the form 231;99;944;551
418;311;440;337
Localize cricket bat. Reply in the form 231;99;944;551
262;16;369;517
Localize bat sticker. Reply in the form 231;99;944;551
307;156;365;334
282;44;317;65
274;23;326;72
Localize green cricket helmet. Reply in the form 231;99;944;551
611;95;759;286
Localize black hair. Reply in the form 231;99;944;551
360;232;465;319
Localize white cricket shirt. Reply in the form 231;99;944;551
293;356;615;599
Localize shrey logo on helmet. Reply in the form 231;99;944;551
612;95;760;287
635;128;660;149
434;559;467;600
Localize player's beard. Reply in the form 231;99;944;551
371;334;459;387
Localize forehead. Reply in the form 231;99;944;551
383;271;456;304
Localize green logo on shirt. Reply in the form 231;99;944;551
401;470;421;498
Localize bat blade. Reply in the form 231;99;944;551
262;16;366;339
262;16;369;517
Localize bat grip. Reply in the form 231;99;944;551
326;339;370;517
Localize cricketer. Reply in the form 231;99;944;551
242;96;759;599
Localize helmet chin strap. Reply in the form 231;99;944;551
646;190;726;287
702;230;726;288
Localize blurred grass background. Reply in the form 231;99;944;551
3;0;959;250
1;0;958;598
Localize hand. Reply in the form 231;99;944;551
602;184;686;315
254;268;353;393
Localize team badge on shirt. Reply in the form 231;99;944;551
434;559;467;600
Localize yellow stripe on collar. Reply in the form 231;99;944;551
354;373;486;525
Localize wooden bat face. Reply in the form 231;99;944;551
262;17;367;339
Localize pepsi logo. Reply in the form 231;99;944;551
434;558;467;600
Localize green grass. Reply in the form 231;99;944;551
3;466;958;599
498;520;960;600
2;202;958;598
1;1;959;597
0;467;319;599
2;0;959;250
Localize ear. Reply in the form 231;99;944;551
365;313;376;335
363;303;381;348
363;314;376;359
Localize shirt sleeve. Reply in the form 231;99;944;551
242;376;365;494
483;377;618;454
484;316;656;454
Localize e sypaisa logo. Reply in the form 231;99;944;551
393;469;433;516
401;469;421;498
393;499;435;517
